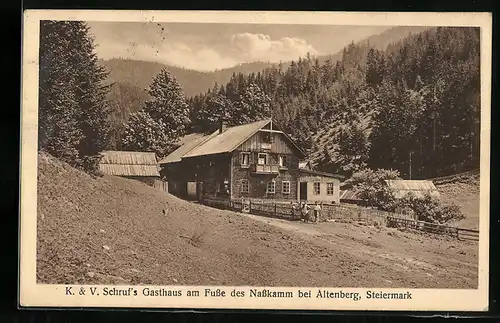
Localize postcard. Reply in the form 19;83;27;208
20;10;491;311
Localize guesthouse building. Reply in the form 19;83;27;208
159;119;343;204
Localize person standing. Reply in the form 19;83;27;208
314;201;322;224
301;202;311;222
290;201;298;220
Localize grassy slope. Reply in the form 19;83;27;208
37;152;477;288
432;169;481;230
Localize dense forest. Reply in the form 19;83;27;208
39;22;480;182
100;26;431;152
188;27;481;179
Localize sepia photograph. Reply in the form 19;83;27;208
20;10;491;311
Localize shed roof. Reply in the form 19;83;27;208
99;150;160;177
340;190;362;201
384;180;439;199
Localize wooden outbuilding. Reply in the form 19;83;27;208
99;150;167;192
339;188;365;206
384;180;440;199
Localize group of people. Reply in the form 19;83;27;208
291;201;322;223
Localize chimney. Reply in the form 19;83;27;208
218;119;226;134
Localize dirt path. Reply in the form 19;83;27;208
234;211;478;288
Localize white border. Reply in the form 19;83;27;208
20;10;492;311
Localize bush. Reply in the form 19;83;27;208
347;168;401;210
78;155;103;177
399;192;464;224
347;168;465;224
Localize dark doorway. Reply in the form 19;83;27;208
299;182;307;201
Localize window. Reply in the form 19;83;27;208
266;181;275;194
263;133;273;143
241;179;249;193
282;181;291;194
313;182;321;195
258;153;267;165
240;152;250;166
279;155;289;168
327;182;334;195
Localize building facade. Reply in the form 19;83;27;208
159;119;342;203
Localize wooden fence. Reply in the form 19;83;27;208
199;197;479;242
385;216;479;241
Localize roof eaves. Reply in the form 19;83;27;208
159;132;215;164
299;168;344;179
179;130;223;160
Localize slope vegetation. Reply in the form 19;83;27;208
433;169;481;230
37;152;478;288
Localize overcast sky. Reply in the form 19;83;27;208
87;22;392;72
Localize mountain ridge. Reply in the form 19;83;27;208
101;26;431;98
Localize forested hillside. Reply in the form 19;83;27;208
101;58;276;98
101;26;433;152
53;24;479;181
188;27;480;180
105;82;150;150
101;27;430;98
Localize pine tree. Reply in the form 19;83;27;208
70;22;112;168
121;111;176;157
39;22;81;165
38;21;112;172
122;68;190;157
143;68;190;134
230;83;271;126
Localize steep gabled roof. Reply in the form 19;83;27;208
159;119;308;164
183;119;271;159
99;151;160;177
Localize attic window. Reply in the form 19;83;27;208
258;153;267;165
263;133;273;143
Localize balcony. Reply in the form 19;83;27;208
252;164;280;174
